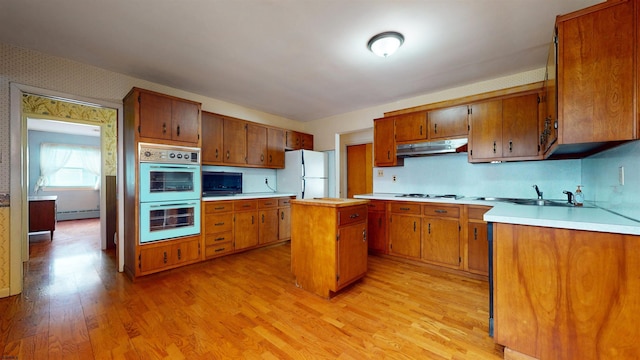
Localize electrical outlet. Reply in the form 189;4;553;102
392;175;397;182
265;177;269;184
377;169;384;177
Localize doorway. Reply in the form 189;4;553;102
346;143;373;198
9;83;123;296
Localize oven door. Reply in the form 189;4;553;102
139;200;201;243
139;163;201;202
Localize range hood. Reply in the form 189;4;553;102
396;138;468;157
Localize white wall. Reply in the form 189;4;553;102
201;165;277;194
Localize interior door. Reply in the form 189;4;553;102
346;143;372;198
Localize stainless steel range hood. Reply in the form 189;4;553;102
396;138;468;157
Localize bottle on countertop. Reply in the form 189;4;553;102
574;185;584;206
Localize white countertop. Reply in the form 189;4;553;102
354;193;640;236
202;192;296;201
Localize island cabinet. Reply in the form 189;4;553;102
469;92;541;163
395;111;428;143
422;204;461;269
291;198;369;298
493;223;640;359
126;88;201;147
366;200;387;254
203;200;234;259
388;202;421;259
465;205;490;276
427;105;469;140
552;0;637;151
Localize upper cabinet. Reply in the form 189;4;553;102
246;123;268;166
285;130;314;151
469;92;541;162
374;117;402;167
223;117;248;165
267;128;285;168
395;112;427;143
129;88;201;146
548;0;637;156
428;105;468;140
201;112;224;163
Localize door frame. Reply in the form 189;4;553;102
9;83;124;296
336;129;373;198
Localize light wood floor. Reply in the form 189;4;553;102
1;219;504;359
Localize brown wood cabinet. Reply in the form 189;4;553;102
555;0;637;147
28;196;57;237
494;223;640;359
133;88;201;146
203;200;234;259
388;202;421;259
366;200;387;254
201;111;225;164
428;105;469;140
395;112;427;143
247;123;268;166
285;130;314;150
258;198;278;245
291;198;369;298
422;204;461;269
278;197;292;241
466;205;490;276
374;117;402;167
469;93;541;162
234;200;258;250
223;117;248;165
267;128;285;168
138;237;200;275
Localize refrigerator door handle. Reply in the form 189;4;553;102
301;178;306;199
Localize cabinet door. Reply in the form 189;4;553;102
172;239;200;265
223;118;247;164
558;0;635;144
300;132;314;150
541;36;558;153
428;105;468;140
469;100;502;161
139;245;172;273
286;130;301;150
367;210;387;254
422;217;460;268
395;112;427;143
259;209;279;244
337;221;368;288
234;211;258;250
139;91;172;141
201;112;224;164
502;94;540;158
267;128;285;168
278;206;291;240
171;99;200;144
247;123;267;166
388;214;421;258
374;117;397;167
468;221;489;275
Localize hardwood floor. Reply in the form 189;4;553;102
1;219;504;359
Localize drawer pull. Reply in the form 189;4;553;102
474;228;478;240
281;211;284;220
163;251;168;264
399;207;411;211
215;247;226;252
215;236;225;241
349;213;360;219
214;206;225;210
435;209;448;214
177;248;181;260
215;222;225;226
265;202;274;205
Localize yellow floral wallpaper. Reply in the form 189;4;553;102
0;207;8;293
22;94;117;176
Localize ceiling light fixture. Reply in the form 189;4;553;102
367;31;404;57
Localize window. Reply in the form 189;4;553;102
35;143;101;191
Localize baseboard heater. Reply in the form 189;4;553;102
57;209;100;221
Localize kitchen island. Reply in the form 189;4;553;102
291;198;369;298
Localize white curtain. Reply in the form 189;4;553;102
35;143;101;192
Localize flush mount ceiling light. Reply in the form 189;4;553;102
367;31;404;57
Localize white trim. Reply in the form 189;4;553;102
9;83;125;296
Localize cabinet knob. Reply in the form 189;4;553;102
226;150;230;159
433;123;437;134
162;123;167;134
281;211;284;220
177;125;181;136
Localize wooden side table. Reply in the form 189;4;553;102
28;196;57;238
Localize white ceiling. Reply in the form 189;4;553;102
1;0;602;122
27;118;101;137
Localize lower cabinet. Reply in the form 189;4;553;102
278;198;292;241
203;200;234;259
234;200;259;250
291;199;369;298
367;200;388;254
388;202;421;259
422;204;461;269
466;205;490;276
139;237;201;275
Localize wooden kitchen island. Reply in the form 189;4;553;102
291;198;369;298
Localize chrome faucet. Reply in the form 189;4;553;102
563;190;574;205
532;185;543;199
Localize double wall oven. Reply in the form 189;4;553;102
138;143;201;243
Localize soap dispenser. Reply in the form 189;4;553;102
574;185;584;206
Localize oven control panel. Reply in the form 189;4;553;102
138;143;200;164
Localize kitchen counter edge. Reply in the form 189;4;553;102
202;193;296;201
354;193;640;236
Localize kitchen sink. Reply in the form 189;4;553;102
475;197;591;208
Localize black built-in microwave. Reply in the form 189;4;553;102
202;171;242;196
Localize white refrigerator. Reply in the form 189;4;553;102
277;150;328;199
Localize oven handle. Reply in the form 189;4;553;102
147;165;200;170
148;201;199;208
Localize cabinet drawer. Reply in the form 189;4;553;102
234;200;257;211
338;205;368;226
468;206;491;220
205;213;233;233
205;201;233;213
389;202;421;214
278;198;292;207
258;199;278;208
423;204;460;218
204;241;234;258
367;200;386;212
204;231;233;246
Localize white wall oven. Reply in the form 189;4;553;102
138;143;201;244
